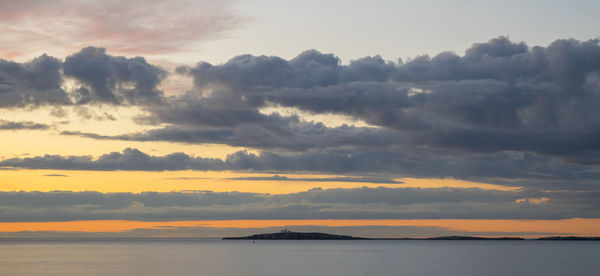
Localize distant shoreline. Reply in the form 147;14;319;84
1;234;599;242
223;231;600;241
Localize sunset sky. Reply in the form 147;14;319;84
1;0;600;238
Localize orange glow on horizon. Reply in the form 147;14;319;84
1;219;598;237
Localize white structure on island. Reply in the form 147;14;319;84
280;227;291;233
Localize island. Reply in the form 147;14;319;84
222;229;600;240
223;230;368;240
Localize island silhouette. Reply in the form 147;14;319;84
223;229;600;241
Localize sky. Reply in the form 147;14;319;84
1;0;600;238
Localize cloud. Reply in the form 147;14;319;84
228;175;402;184
1;148;599;190
0;120;49;130
0;47;167;108
0;148;225;171
63;47;167;105
62;118;404;151
515;197;549;204
43;174;69;177
179;49;398;90
0;187;598;222
0;55;70;107
0;0;241;58
170;37;600;164
4;37;600;167
165;177;211;180
44;37;600;184
72;106;117;121
2;37;600;193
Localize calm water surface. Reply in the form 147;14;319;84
0;239;599;275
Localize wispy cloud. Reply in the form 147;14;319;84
229;175;402;184
0;0;241;59
43;174;69;177
165;177;212;180
0;120;49;130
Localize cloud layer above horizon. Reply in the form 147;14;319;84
3;38;600;180
0;187;597;222
2;37;600;224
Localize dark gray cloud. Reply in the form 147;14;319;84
0;54;70;107
61;118;404;151
228;175;402;184
0;120;49;130
168;37;600;165
43;174;69;177
0;47;167;108
179;49;397;90
0;187;597;222
63;47;167;105
0;148;225;171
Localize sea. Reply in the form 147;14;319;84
0;239;598;275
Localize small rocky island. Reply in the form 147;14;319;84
223;228;368;240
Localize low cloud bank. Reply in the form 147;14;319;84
0;187;598;222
